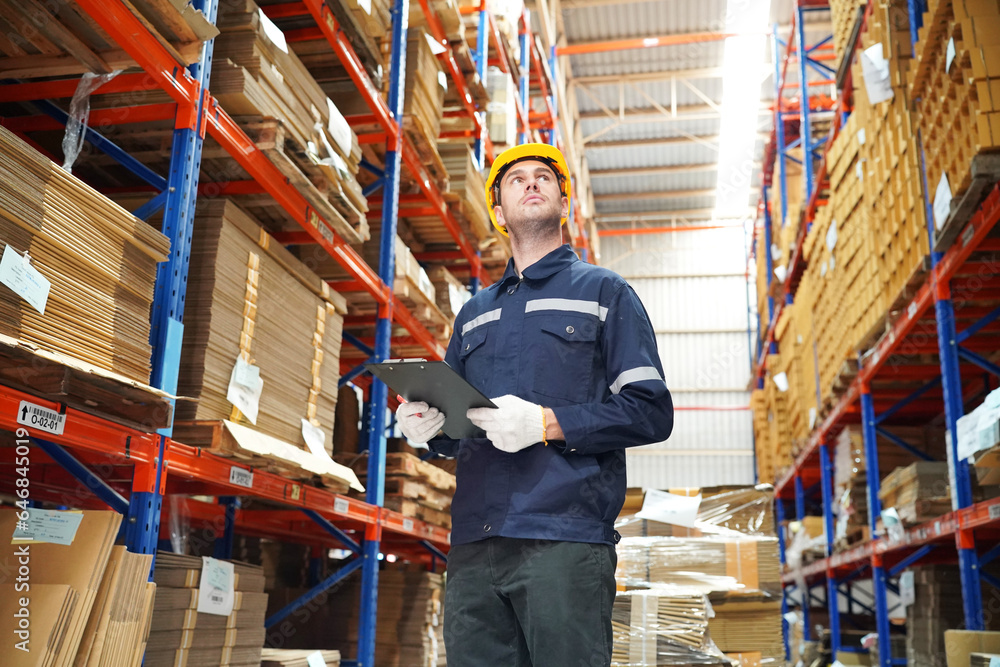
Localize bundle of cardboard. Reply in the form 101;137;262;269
261;649;341;667
0;126;170;385
616;486;775;540
0;509;155;667
611;589;728;667
146;552;268;667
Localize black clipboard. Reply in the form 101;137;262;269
365;360;496;439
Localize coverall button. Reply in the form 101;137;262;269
507;287;516;295
566;325;575;334
484;523;491;532
465;343;470;351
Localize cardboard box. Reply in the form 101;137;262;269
945;631;1000;667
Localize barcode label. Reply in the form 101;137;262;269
229;467;253;489
334;498;349;514
17;401;66;435
403;518;415;531
962;223;976;247
211;594;223;603
989;504;1000;521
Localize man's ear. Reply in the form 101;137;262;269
561;197;569;220
494;205;507;232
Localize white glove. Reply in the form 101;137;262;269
396;401;446;444
467;395;545;453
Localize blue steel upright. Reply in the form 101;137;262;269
776;498;791;661
795;5;815;202
861;387;893;667
473;1;489;169
128;0;219;569
772;27;789;228
820;443;841;655
358;0;409;661
518;12;530;144
794;475;810;640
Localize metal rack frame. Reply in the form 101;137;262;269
0;0;570;664
755;1;1000;665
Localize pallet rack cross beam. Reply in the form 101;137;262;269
957;303;1000;342
303;508;362;554
957;347;1000;378
265;556;365;629
887;544;935;577
874;427;936;461
31;437;130;514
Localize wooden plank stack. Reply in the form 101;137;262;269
0;0;216;78
336;451;456;529
0;125;170;385
611;590;725;667
147;553;268;667
911;0;1000;247
174;199;348;456
213;0;369;244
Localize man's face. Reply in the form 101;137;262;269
495;159;568;237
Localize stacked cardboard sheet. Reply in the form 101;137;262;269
611;589;728;667
0;509;126;667
213;0;369;243
706;595;784;664
878;462;952;525
616;486;775;539
438;144;492;245
401;29;449;187
906;565;966;667
0;126;170;384
174;199;348;457
261;649;341;667
426;265;471;322
147;553;268;667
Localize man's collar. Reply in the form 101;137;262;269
495;244;578;292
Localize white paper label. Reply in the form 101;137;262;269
424;31;447;55
0;245;51;315
11;509;83;545
227;358;263;424
882;507;904;542
438;70;448;91
357;0;371;14
770;243;781;260
258;9;288;53
774;372;789;392
933;172;953;231
907;301;918;319
773;265;787;283
307;652;328;667
861;634;878;649
301;419;329;458
229;466;254;489
861;43;894;104
783;611;799;625
326;98;353;158
403;518;415;531
989;657;1000;667
857;128;866;145
826;221;838;251
990;504;1000;521
635;489;702;528
809;407;817;430
334;498;350;514
821;261;828;277
856;160;865;181
899;570;915;607
829;255;836;273
198;557;235;616
946;37;956;73
16;400;67;435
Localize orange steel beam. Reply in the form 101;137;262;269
260;1;309;19
3;103;178;132
556;31;747;56
1;72;162;102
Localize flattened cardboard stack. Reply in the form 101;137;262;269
426;264;471;321
400;29;449;188
438;144;493;245
616;486;776;540
147;553;268;667
611;590;726;667
0;126;170;385
213;0;369;244
0;509;151;667
261;649;341;667
174;199;348;459
337;452;456;529
878;462;952;526
905;565;966;667
706;595;784;664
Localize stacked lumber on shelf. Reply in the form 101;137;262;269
751;361;792;484
146;553;268;667
0;125;170;385
173;200;352;468
0;0;216;78
911;0;1000;249
261;650;342;667
213;0;369;243
336;451;456;529
610;590;726;667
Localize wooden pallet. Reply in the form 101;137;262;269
933;153;1000;252
173;420;359;493
834;524;870;554
383;496;452;530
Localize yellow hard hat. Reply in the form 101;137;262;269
485;143;572;236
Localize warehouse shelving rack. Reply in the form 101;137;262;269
754;2;1000;667
0;0;571;664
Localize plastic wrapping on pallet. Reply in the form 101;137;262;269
616;486;775;539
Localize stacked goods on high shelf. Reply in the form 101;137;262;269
905;565;967;667
486;66;519;149
911;0;1000;247
336;449;456;529
751;360;792;484
0;126;170;386
170;200;363;493
267;567;446;667
147;553;268;667
769;147;805;271
213;0;369;243
0;509;155;667
964;386;1000;484
828;0;867;67
754;216;770;336
261;650;342;667
768;279;820;451
614;485;784;667
853;0;930;333
0;0;217;76
831;425;947;551
427;264;472;321
437;143;494;245
877;461;952;526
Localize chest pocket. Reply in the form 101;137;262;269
531;316;600;403
459;325;493;395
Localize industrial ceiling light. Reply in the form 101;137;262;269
713;0;771;219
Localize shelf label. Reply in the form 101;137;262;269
334;498;350;514
861;43;894;104
946;37;956;74
290;485;301;501
403;518;415;531
227;357;263;425
962;222;976;247
933;172;953;231
907;301;918;320
899;570;915;607
12;508;83;546
1;245;51;315
198;556;235;616
229;466;253;489
990;504;1000;521
17;400;66;435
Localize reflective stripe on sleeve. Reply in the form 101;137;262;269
461;308;502;335
524;298;608;321
610;367;666;395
